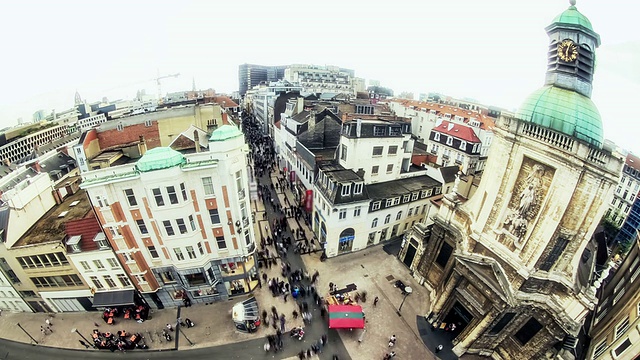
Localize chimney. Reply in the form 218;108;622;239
138;135;147;156
31;160;41;173
193;130;201;153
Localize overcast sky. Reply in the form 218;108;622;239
0;0;638;153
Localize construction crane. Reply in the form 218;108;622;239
156;71;181;100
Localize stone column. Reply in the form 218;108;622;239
432;270;461;317
452;307;499;356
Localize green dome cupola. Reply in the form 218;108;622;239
136;147;185;172
517;0;604;149
516;86;603;148
209;125;243;142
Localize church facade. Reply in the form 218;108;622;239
400;2;623;359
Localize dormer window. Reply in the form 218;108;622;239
373;126;386;136
446;136;453;146
459;141;467;151
93;232;109;249
389;127;402;136
434;133;441;141
66;235;82;253
354;183;363;194
341;184;351;197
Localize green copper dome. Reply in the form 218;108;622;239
209;125;243;141
551;5;593;31
136;147;185;172
516;86;603;148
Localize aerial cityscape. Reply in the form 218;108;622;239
0;1;638;360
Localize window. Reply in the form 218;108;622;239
615;338;632;357
124;189;137;206
615;316;630;340
339;209;347;219
372;146;383;156
198;242;205;256
30;275;83;288
403;194;410;202
17;253;69;268
173;248;185;261
434;132;441;141
160;271;175;284
167;186;179;204
189;215;196;231
186;246;196;259
388;146;398;155
354;183;363;194
103;275;117;288
384;214;391;224
148;246;159;258
202;177;214;196
396;211;402;220
539;237;569;271
93;260;105;270
152;188;164;206
435;242;453;267
446;136;453;146
180;183;188;201
163;220;175;236
176;219;188;234
372;201;381;211
117;274;131;287
372;218;378;227
80;261;91;271
116;123;124;131
136;219;148;235
386;199;393;207
459;140;467;150
106;258;119;269
354;206;361;217
341;185;350;196
340;144;347;161
387;164;393;173
393;197;400;205
514;317;543;345
373;126;386;136
372;166;379;175
489;312;515;335
216;236;227;250
209;209;221;224
90;276;104;289
412;192;419;201
593;339;607;358
408;208;413;216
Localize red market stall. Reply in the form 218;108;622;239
328;304;365;329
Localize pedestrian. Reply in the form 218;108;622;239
389;334;397;347
45;318;52;327
374;296;379;307
292;310;299;319
79;340;90;349
436;344;443;353
389;351;396;358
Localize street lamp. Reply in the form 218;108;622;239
16;323;38;345
396;286;413;316
71;327;94;348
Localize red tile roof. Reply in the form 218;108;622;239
626;153;640;171
212;95;239;108
64;214;102;252
390;99;495;131
432;120;481;143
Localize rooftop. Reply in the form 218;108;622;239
432;120;481;143
390;99;495;131
367;175;441;201
14;189;92;247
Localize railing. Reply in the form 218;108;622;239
521;123;574;151
587;148;607;165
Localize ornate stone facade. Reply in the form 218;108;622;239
400;3;624;358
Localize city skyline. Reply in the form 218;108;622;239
0;0;638;153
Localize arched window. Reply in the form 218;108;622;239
372;218;378;227
384;214;391;224
396;211;402;220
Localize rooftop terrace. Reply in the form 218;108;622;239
14;189;92;247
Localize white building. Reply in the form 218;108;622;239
283;64;363;95
77;113;107;131
605;152;640;228
312;118;442;257
80;125;258;308
247;81;304;135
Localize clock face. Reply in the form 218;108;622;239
557;39;578;62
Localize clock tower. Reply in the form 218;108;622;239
544;0;600;98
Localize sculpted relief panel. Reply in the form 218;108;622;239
501;158;555;245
